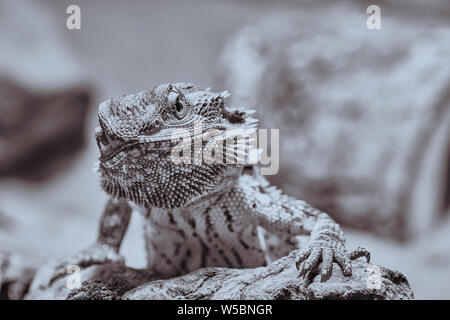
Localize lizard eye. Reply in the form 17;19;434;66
153;118;162;128
168;91;187;119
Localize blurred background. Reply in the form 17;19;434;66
0;0;449;299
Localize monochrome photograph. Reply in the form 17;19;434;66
0;0;449;307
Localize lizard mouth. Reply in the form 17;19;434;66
96;125;183;162
99;139;181;163
99;141;139;162
96;124;230;165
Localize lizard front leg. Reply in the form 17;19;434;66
97;197;132;252
242;174;369;282
29;197;131;292
54;197;132;271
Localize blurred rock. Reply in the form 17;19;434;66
0;0;92;180
26;253;413;300
0;209;14;231
0;251;35;300
218;2;450;240
0;79;91;180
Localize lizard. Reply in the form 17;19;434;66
30;83;369;293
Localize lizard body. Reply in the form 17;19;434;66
133;171;341;277
32;83;369;291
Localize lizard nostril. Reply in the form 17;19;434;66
95;126;110;145
95;126;112;157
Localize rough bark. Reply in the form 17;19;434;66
25;253;413;300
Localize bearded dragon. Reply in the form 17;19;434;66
31;83;369;292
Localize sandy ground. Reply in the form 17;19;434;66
0;0;449;299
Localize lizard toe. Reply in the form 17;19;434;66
299;246;321;278
320;248;333;282
334;250;352;277
295;248;311;270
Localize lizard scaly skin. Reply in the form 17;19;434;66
32;83;369;291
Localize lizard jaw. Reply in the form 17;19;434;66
98;139;180;162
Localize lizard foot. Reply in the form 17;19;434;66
349;245;370;263
294;243;371;283
29;243;124;293
295;240;352;283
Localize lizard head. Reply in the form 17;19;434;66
95;83;257;208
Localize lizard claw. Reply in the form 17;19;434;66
295;248;311;270
349;245;370;263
